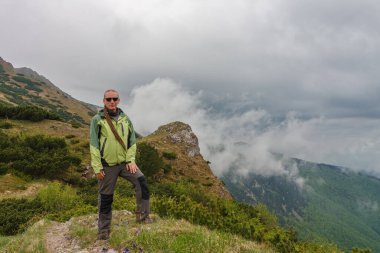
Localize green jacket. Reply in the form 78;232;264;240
89;108;137;173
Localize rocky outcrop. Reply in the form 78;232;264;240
142;121;232;200
156;121;200;157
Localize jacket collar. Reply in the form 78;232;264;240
99;107;125;118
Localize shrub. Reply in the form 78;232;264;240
0;133;81;179
136;142;164;178
163;164;173;174
162;151;177;160
11;76;43;92
0;198;44;235
23;135;66;151
0;105;61;122
0;162;10;175
77;178;99;206
36;182;83;212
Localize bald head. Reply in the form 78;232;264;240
104;89;119;98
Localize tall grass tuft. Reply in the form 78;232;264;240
36;182;82;212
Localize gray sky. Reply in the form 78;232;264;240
1;0;380;177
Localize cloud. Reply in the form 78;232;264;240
126;79;380;181
1;0;380;119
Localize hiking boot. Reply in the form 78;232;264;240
97;230;110;240
136;212;143;222
141;216;154;224
136;212;154;223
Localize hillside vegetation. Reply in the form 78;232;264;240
222;158;378;252
0;57;97;126
0;115;358;252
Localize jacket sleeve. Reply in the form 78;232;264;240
89;116;103;173
126;117;137;163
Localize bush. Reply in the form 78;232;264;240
163;164;173;174
0;198;44;235
0;133;81;179
11;76;43;92
36;182;83;212
136;142;164;178
77;178;99;206
0;105;61;122
23;135;66;152
162;151;177;160
0;162;10;175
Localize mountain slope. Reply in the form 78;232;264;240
222;158;380;252
0;57;97;126
141;121;232;199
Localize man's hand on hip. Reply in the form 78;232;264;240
96;170;105;180
126;163;139;174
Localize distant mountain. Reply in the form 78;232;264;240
0;57;97;126
221;158;380;252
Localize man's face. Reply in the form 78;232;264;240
103;91;120;111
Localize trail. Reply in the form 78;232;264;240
44;219;118;253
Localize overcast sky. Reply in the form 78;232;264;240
1;0;380;178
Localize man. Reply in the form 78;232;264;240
90;89;151;240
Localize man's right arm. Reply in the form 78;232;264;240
89;116;103;174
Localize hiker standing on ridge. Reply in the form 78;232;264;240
89;89;152;240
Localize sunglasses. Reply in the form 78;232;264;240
105;97;119;102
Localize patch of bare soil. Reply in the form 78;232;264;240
44;220;118;253
0;183;44;199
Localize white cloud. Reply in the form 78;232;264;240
127;79;380;181
2;0;380;119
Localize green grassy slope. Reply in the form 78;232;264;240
0;57;97;126
222;159;380;252
292;163;380;251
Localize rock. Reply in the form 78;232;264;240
155;121;201;157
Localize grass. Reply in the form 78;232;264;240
0;219;51;253
0;174;46;200
69;211;275;253
0;173;28;192
0;118;91;165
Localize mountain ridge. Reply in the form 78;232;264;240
0;56;97;125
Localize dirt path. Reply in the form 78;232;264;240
44;220;118;253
